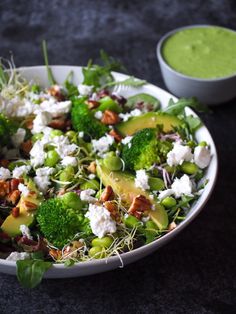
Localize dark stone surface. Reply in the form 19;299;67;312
0;0;236;313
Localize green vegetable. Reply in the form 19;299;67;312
103;155;123;171
42;40;56;85
61;192;83;210
44;150;60;167
91;236;113;248
180;161;198;175
124;215;142;228
36;198;91;248
59;165;75;182
71;97;108;139
161;197;177;208
89;246;105;259
16;259;52;289
50;129;63;138
163;97;209;116
0;114;18;145
97;96;122;113
122;128;159;171
80;179;100;191
125;93;160;111
148;177;165;191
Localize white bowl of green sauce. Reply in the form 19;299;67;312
157;25;236;104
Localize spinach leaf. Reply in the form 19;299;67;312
164;97;209;115
16;259;52;289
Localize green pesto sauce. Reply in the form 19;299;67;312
162;26;236;79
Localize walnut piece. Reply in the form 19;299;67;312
128;195;152;219
100;186;114;202
101;110;120;125
109;129;123;142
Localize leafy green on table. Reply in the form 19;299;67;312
16;259;52;289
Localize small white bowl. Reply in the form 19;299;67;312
157;25;236;105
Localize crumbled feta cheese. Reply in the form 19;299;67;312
52;135;78;158
31;111;52;134
61;156;78;167
119;108;142;122
80;189;97;203
34;167;54;193
135;170;150;191
85;203;116;238
6;252;30;261
88;173;96;180
167;142;193;167
94;111;103;120
171;174;193;198
0;167;11;180
77;84;93;96
0;96;37;118
30;140;46;167
78;131;84;138
121;136;133;145
38;98;71;117
18;183;30;197
20;224;32;239
12;165;31;178
194;146;211;169
158;189;174;200
92;134;114;157
11;128;26;147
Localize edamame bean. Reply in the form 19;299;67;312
199;141;207;147
98;96;122;113
124;215;142;228
44;150;60;167
61;192;83;210
181;161;198;175
148;177;165;191
80;179;100;191
92;236;113;248
164;165;176;174
104;155;123;171
145;220;159;230
89;246;105;259
161;196;177;208
59;165;75;182
50;129;63;138
32;133;43;143
187;140;196;148
65;131;77;143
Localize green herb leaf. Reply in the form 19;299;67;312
164;97;209;115
16;259;52;289
42;40;56;86
104;76;146;89
185;115;202;132
64;259;76;267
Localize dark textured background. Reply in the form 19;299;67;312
0;1;236;313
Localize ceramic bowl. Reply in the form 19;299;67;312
157;25;236;105
0;66;218;278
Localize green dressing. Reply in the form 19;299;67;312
162;26;236;79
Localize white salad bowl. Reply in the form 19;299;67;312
0;66;218;278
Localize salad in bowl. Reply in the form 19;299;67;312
0;48;215;287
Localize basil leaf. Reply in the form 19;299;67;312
164;97;209;115
16;259;52;289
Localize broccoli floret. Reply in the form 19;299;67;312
0;114;18;146
36;198;91;248
122;128;173;171
71;97;108;139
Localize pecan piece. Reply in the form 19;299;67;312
23;200;38;212
10;178;23;192
104;201;120;222
49;118;67;130
85;100;100;110
49;248;62;261
7;190;21;205
48;85;65;101
100;186;114;202
20;140;33;156
109;129;123;142
101;110;120;125
128;195;152;219
11;207;20;218
0;159;10;168
87;161;97;174
0;180;10;197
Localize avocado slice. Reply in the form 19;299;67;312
116;112;181;136
96;162;168;229
1;180;42;237
125;93;160;111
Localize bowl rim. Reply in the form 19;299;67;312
0;65;218;274
157;24;236;82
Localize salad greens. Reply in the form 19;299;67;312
0;50;211;288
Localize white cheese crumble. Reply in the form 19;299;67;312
6;252;30;261
61;156;78;167
85;203;116;238
31;111;52;134
167;142;193;167
34;167;54;193
18;183;30;197
194;146;211;169
80;189;97;203
77;84;93;96
78;131;84;138
94;111;103;120
52;135;78;158
12;165;31;178
135;170;150;191
0;167;11;180
11;128;26;147
88;173;96;180
92;134;114;157
171;174;193;198
121;136;133;145
30;140;46;167
20;224;32;240
158;189;174;200
119;108;142;122
38;98;71;118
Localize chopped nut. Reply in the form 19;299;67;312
168;221;177;232
101;110;120;125
48;85;65;101
100;186;114;202
0;180;10;197
49;118;67;130
0;159;10;168
104;201;120;222
20;140;33;156
49;248;62;261
128;195;152;219
7;190;21;205
109;129;123;142
87;161;97;174
10;178;22;192
85;100;100;110
23;200;38;212
11;207;20;218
